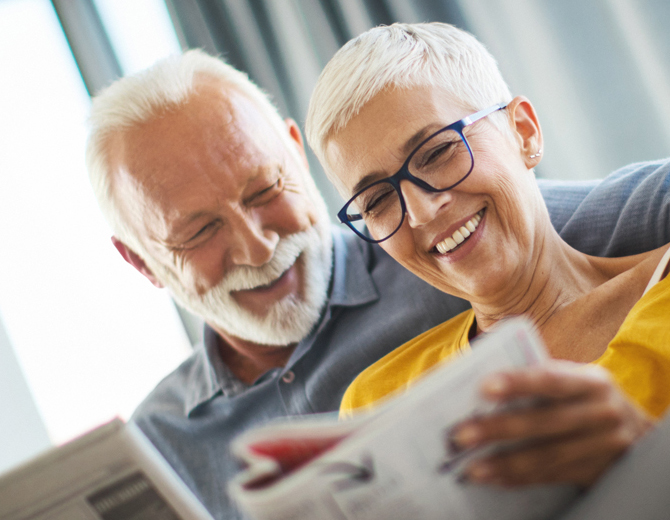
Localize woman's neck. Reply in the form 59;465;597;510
471;228;606;334
469;229;665;361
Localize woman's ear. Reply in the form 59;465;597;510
506;96;543;169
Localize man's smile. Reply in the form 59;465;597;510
231;260;302;314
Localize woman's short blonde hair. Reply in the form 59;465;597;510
306;22;513;175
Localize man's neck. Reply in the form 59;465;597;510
210;325;296;384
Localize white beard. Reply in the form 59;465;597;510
152;220;333;346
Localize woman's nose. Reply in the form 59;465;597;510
400;180;452;228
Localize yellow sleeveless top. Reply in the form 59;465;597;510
341;271;670;419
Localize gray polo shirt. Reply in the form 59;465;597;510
133;227;469;519
132;159;670;520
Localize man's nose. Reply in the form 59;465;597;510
400;180;452;228
228;214;279;267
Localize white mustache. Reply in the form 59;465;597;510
220;231;313;292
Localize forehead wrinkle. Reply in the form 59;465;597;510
113;164;174;250
107;129;220;251
109;80;291;253
205;88;287;185
400;122;447;156
105;131;169;245
336;121;467;197
348;131;419;195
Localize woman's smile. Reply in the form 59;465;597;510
434;208;486;254
430;207;488;267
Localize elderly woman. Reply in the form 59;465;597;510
306;23;670;488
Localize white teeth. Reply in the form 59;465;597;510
444;237;457;249
435;210;484;254
436;237;458;254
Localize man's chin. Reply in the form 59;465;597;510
156;221;333;347
229;261;301;317
204;295;321;347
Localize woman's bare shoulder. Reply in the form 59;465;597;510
588;244;670;282
544;244;670;361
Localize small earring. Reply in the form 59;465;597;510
529;149;542;159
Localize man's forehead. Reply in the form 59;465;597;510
109;82;282;176
104;79;291;241
194;76;284;139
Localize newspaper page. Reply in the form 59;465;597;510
0;418;214;520
230;318;579;520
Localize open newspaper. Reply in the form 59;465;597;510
229;318;579;520
0;418;215;520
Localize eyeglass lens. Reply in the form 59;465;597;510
346;129;473;241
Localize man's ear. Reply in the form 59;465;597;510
285;118;310;169
505;96;543;169
111;236;164;288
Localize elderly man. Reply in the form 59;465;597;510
86;50;669;519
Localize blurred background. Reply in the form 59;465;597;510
1;0;669;472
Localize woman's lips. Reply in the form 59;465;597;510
434;208;486;254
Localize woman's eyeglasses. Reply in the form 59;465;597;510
337;103;508;243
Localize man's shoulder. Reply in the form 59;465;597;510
540;158;670;257
334;225;438;284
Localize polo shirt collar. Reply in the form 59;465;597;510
328;226;380;307
182;226;380;416
183;326;246;415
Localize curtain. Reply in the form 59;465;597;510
165;0;670;203
458;0;670;181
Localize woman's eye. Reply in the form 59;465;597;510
422;142;455;166
363;185;395;215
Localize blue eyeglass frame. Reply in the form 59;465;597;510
337;102;508;244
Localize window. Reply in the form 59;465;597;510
0;0;190;447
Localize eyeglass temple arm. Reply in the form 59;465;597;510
460;102;508;127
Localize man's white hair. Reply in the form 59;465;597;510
306;22;513;175
86;49;306;257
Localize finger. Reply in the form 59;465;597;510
469;452;612;488
465;430;632;487
453;398;625;448
479;362;612;403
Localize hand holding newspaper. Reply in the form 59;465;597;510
229;318;579;520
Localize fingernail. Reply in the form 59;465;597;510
483;374;508;395
468;461;493;481
447;432;464;455
454;425;481;447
